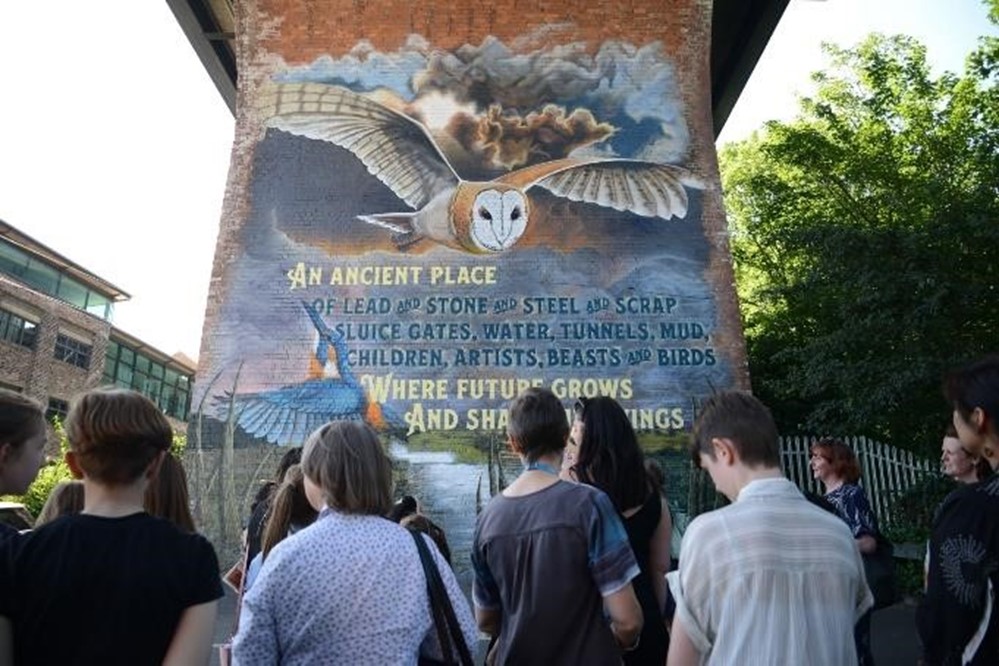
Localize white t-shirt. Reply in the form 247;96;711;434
667;477;873;665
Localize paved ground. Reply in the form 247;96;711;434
212;586;922;665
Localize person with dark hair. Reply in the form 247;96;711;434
0;388;222;665
244;464;317;591
389;495;453;565
918;356;999;665
944;355;999;469
145;452;196;533
34;480;85;527
565;396;670;665
472;387;643;665
245;446;303;564
811;437;882;665
401;513;452;566
233;421;475;664
667;391;870;665
0;389;46;540
387;494;419;523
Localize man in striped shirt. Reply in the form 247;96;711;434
666;392;872;665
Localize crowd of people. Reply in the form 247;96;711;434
0;354;995;665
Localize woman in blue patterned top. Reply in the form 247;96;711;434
811;437;879;666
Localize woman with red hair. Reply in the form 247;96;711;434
810;437;879;666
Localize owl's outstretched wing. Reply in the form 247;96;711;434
257;82;460;210
499;158;703;220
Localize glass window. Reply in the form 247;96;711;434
0;308;38;349
45;398;69;423
85;292;112;320
0;241;29;279
105;341;193;421
145;377;162;403
115;364;133;386
173;389;190;421
119;347;134;366
22;259;59;294
160;385;175;413
56;277;88;310
54;334;92;370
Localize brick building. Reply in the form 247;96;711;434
0;219;194;436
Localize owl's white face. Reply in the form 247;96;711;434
468;189;528;252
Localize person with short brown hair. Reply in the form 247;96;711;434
0;388;222;666
472;388;643;665
668;391;870;665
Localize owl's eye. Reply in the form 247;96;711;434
510;207;521;221
478;207;493;221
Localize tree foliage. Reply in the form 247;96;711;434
720;30;998;454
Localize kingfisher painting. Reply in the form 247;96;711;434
215;302;385;445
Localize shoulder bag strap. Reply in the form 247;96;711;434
410;530;473;666
231;540;251;636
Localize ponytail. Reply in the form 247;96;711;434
261;464;317;559
261;465;303;559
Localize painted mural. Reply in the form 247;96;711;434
196;2;747;448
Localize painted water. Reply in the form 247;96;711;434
389;438;701;591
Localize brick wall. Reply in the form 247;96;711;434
195;0;748;448
0;275;111;449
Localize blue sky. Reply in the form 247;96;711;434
0;0;993;360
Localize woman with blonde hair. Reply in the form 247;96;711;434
234;421;476;664
35;480;85;526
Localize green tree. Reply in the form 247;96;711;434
719;30;998;454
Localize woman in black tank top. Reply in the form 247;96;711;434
562;396;672;665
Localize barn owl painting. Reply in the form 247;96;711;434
257;82;702;254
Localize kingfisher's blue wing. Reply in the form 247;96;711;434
215;379;367;446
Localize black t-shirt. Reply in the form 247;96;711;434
0;522;18;543
917;475;999;665
0;512;223;665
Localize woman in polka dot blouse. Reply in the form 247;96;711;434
232;421;477;665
